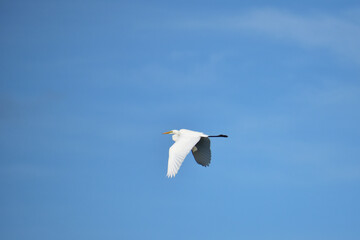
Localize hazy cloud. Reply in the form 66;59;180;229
180;8;360;64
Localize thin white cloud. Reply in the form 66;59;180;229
181;8;360;64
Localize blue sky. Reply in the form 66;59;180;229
1;0;360;239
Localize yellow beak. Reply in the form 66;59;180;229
162;131;173;134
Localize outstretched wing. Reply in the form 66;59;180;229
167;134;201;178
192;137;211;167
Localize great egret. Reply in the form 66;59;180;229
163;129;228;178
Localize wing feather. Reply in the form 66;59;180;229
192;137;211;167
167;134;201;178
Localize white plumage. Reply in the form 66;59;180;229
163;129;227;178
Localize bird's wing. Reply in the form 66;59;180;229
167;134;201;178
192;137;211;167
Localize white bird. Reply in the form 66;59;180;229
163;129;228;178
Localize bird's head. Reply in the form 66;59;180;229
162;130;179;135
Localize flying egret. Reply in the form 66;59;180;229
163;129;228;178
